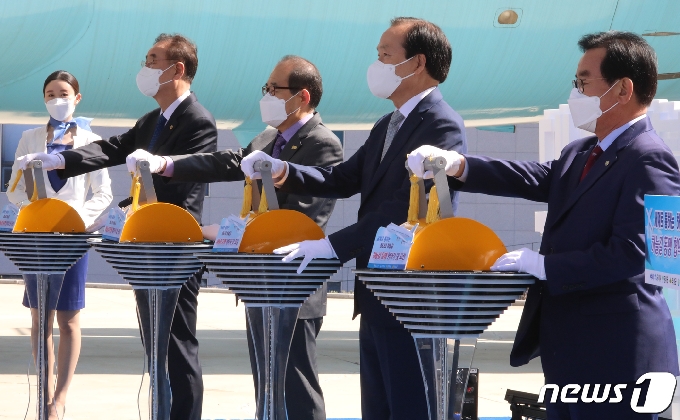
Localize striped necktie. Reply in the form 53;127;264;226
381;110;405;161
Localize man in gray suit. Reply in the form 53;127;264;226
126;55;343;420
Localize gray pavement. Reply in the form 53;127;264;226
0;283;544;419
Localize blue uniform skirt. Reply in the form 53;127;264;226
22;253;88;311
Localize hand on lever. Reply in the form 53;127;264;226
16;153;63;171
491;247;546;280
240;150;286;180
407;145;463;178
126;149;166;174
274;238;337;274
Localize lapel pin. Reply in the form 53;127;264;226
605;161;609;166
291;145;298;150
169;125;174;130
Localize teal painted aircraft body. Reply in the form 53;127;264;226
1;1;679;144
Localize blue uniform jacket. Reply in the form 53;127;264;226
279;88;466;326
451;116;680;384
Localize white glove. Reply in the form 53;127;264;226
273;238;337;274
16;153;64;171
407;145;462;178
491;247;546;280
126;149;166;174
241;150;286;180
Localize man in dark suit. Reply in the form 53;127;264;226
241;18;466;420
18;34;217;420
409;31;680;419
126;55;343;420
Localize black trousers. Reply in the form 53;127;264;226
168;270;203;420
359;316;428;420
247;316;326;420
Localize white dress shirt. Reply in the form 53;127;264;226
162;89;192;122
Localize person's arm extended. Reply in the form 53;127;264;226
168;148;247;183
450;155;553;203
277;143;365;200
58;123;141;178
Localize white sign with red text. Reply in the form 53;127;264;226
102;207;126;241
0;204;19;232
367;223;416;270
212;215;248;253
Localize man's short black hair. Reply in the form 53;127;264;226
578;31;657;106
155;33;198;83
279;55;323;109
390;17;452;83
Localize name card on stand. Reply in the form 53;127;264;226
645;195;680;290
0;204;19;232
368;223;416;270
212;214;248;253
102;207;126;241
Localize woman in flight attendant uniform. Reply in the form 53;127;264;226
6;70;113;419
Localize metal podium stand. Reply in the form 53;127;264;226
196;253;341;420
91;240;210;420
196;161;341;420
90;161;211;420
354;269;534;420
0;161;96;420
355;157;535;420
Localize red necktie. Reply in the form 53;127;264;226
580;144;603;182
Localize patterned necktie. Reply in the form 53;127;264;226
380;110;405;161
148;114;167;150
579;144;604;182
271;133;287;159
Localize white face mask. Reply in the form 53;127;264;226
567;80;620;133
259;91;301;128
45;97;76;122
366;56;415;99
136;64;175;97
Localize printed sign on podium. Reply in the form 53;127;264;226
0;204;19;232
212;214;248;253
645;195;680;290
102;207;126;241
367;223;416;270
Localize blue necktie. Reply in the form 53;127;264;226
148;114;167;150
46;143;73;192
46;117;90;192
271;134;287;159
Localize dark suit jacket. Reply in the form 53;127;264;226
451;116;680;384
58;92;217;223
279;88;467;327
170;112;343;318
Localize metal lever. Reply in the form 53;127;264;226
253;161;279;211
422;156;454;219
25;160;48;201
136;160;158;205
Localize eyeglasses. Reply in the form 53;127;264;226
140;58;174;68
572;77;607;94
261;84;300;96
